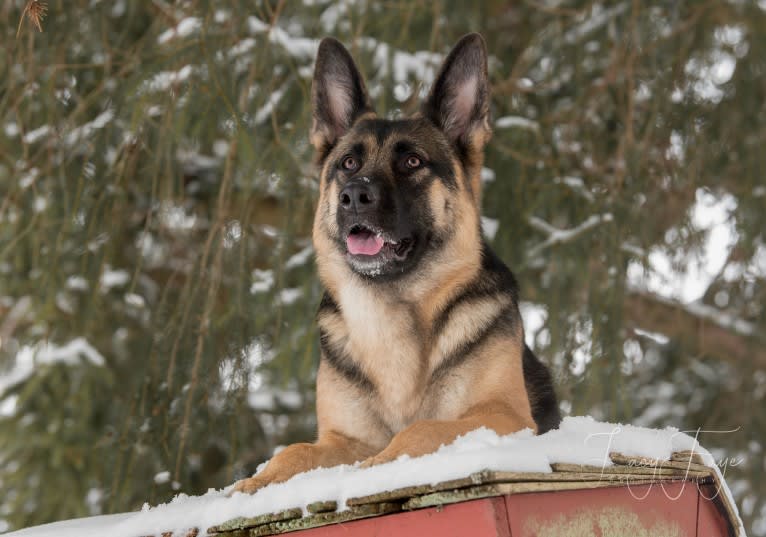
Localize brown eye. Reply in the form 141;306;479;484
341;156;358;171
405;155;422;169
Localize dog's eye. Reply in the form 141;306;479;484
341;156;358;171
405;155;422;169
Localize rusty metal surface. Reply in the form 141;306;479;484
506;482;700;537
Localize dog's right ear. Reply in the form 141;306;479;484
422;33;490;150
311;38;374;155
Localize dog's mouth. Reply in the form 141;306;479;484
346;224;415;260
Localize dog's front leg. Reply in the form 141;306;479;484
361;403;535;467
231;431;376;494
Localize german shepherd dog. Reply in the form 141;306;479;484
233;33;560;494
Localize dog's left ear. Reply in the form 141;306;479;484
423;33;491;152
311;38;374;155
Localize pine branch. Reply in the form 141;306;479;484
625;288;766;368
16;1;47;37
527;213;614;258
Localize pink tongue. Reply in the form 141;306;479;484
347;232;384;255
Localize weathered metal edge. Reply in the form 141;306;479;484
245;502;401;536
553;460;711;476
345;470;493;506
305;500;338;514
705;469;743;537
208;508;303;533
671;449;707;466
610;452;712;473
401;479;666;511
347;463;712;506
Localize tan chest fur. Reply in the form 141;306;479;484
335;279;430;432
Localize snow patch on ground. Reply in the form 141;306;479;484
6;416;743;537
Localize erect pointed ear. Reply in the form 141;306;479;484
311;38;374;154
422;33;491;150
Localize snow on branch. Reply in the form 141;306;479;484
0;337;105;397
553;176;595;203
677;297;755;337
563;3;629;44
495;115;540;133
620;242;646;258
247;16;318;61
244;17;443;89
528;213;613;257
64;109;114;148
0;296;31;346
254;78;292;125
624;286;766;368
157;17;202;45
628;284;755;338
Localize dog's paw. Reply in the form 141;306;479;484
358;456;380;469
359;448;406;468
228;475;271;496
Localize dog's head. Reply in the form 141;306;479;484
311;34;491;283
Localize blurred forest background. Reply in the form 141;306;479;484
1;0;765;534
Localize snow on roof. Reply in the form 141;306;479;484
6;416;744;537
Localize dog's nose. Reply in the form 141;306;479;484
339;179;380;213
